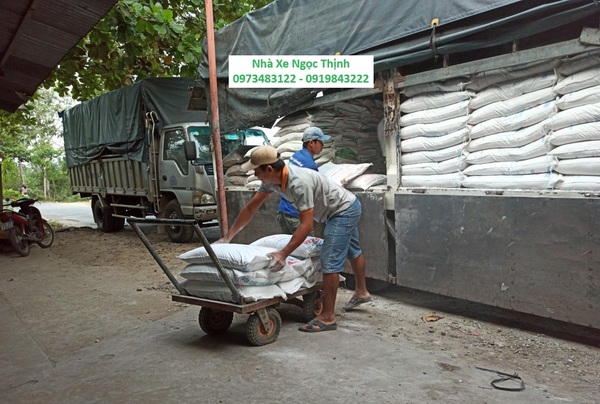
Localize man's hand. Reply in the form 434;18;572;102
212;238;228;244
267;251;287;272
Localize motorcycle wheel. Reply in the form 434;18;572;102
37;220;54;248
8;227;30;257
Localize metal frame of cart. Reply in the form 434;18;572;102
127;217;322;346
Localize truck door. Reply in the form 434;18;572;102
160;127;193;190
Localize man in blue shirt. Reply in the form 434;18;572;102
277;126;331;234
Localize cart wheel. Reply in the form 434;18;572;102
246;307;281;346
302;290;323;322
198;307;234;335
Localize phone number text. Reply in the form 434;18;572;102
231;73;370;85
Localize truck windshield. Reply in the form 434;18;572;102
188;127;270;165
188;126;213;165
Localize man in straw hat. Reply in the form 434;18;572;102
216;143;371;332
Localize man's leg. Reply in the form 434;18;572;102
318;272;339;324
298;272;338;331
349;253;370;300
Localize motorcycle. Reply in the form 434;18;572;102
0;198;54;257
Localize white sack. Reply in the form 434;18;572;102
181;280;287;303
554;158;600;175
555;84;600;110
466;61;559;92
468;87;556;125
555;175;600;191
400;100;469;126
557;49;600;76
548;122;600;146
469;71;557;110
469;100;555;139
466;137;552;164
462;173;560;190
400;91;474;113
401;143;466;165
462;155;557;176
467;120;547;152
179;264;275;286
399;116;468;139
272;133;304;148
250;234;324;258
401;128;469;153
401;173;464;188
345;174;387;190
178;244;277;270
318;162;372;186
548;141;600;159
402;77;468;98
276;140;303;153
401;156;468;175
553;66;600;95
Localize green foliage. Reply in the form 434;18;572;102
48;0;273;100
0;88;76;201
3;0;274;201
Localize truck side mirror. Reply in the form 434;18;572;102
184;141;197;161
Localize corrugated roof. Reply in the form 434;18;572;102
0;0;118;113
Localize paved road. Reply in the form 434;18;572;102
35;201;96;228
35;200;221;240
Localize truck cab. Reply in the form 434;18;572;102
158;123;269;242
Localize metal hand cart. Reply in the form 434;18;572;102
127;217;322;346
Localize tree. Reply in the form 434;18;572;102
48;0;273;100
0;88;75;200
2;0;273;201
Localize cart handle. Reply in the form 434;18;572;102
126;217;243;304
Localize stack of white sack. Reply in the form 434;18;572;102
399;78;471;188
177;235;324;303
462;66;560;190
547;63;600;191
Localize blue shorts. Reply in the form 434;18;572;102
320;199;362;274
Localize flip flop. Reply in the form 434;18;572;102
298;318;337;333
342;296;372;311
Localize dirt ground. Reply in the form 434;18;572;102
1;224;599;402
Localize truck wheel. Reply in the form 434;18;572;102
110;216;125;232
92;199;122;233
164;200;193;243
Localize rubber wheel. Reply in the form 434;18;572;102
302;290;323;322
9;227;30;257
111;216;125;232
36;220;54;248
92;198;123;233
164;199;193;243
92;198;110;232
246;307;281;346
198;307;234;335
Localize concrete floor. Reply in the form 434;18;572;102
1;298;565;404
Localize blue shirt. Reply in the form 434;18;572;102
278;147;318;217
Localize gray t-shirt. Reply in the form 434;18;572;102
258;164;356;223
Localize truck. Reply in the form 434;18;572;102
191;0;600;329
61;77;269;243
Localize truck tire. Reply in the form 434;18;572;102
92;199;123;233
164;199;194;243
